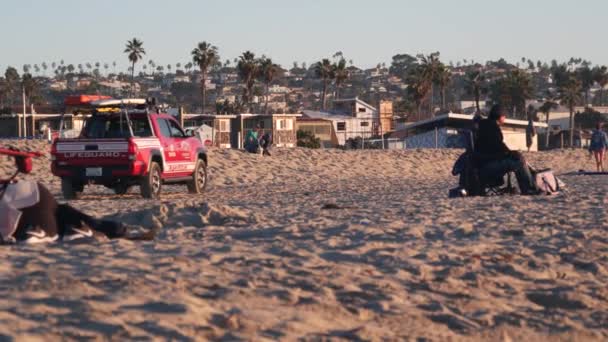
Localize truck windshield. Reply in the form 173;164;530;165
82;116;153;138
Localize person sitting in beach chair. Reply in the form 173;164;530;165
451;105;537;196
451;129;515;197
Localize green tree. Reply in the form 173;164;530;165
558;75;583;147
490;69;534;119
124;38;146;96
258;57;281;114
4;67;20;107
593;66;608;105
538;95;559;148
405;65;432;121
574;108;608;130
389;53;417;77
464;70;486;113
435;64;451;109
296;130;321;148
577;65;594;106
333;58;350;100
237;51;259;112
314;58;334;110
417;52;442;113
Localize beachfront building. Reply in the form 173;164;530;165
232;114;301;148
390;113;548;151
182;114;236;148
302;97;386;146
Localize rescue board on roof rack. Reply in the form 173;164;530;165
91;98;147;107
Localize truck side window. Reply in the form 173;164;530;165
132;118;153;137
167;119;186;138
157;119;172;138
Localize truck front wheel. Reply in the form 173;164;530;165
61;177;83;200
141;162;162;199
187;159;207;194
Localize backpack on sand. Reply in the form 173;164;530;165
533;169;563;195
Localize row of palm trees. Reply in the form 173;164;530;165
124;38;282;114
404;52;452;120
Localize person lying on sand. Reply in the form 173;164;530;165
475;104;538;195
1;181;153;244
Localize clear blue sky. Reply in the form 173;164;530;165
1;0;606;73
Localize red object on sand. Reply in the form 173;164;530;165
0;148;43;183
64;95;112;106
0;148;43;159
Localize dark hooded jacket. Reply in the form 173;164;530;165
474;118;511;166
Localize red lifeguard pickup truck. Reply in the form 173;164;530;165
51;98;207;199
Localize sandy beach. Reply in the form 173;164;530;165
0;140;606;341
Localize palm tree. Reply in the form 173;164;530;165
464;70;486;113
539;102;558;148
417;52;442;113
124;38;146;95
406;65;432;121
435;65;451;109
506;69;534;119
258;57;281;114
191;41;220;113
593;66;608;105
314;58;334;110
333;58;349;100
237;51;259;112
558;76;583;147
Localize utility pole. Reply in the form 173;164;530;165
22;85;27;138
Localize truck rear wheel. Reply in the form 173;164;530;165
61;177;83;200
141;162;162;199
187;159;207;194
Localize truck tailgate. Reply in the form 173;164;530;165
53;139;131;165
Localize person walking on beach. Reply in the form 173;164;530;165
526;115;536;152
588;122;608;172
259;132;272;156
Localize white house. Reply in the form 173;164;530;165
302;97;380;146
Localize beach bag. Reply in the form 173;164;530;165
534;169;560;195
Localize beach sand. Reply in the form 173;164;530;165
0;140;606;341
